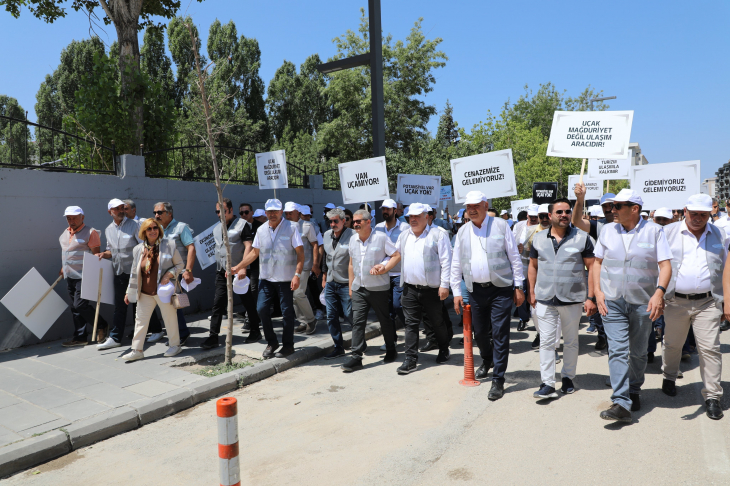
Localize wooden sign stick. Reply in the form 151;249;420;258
578;158;587;185
91;268;103;343
25;275;64;317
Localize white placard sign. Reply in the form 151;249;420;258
546;110;634;159
450;149;517;204
1;268;68;339
587;157;631;180
397;174;441;206
338;156;390;205
630;160;701;210
510;198;533;217
255;149;288;190
440;185;452;201
568;174;603;200
194;223;217;270
80;253;115;305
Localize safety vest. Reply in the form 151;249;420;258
323;228;354;284
297;219;316;271
256;219;299;281
533;226;588;303
213;217;246;272
374;221;406;274
164;219;193;264
598;219;663;305
397;226;449;288
457;218;514;292
59;226;96;279
350;231;391;291
521;224;543;267
664;222;725;306
105;218;139;275
596;217;607;238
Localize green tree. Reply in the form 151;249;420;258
168;15;203;110
0;95;32;164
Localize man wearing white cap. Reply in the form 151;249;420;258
283;202;320;335
451;191;524;400
594;188;672;423
660;194;727;420
375;199;409;338
253;209;267;224
235;199;305;358
321;203;336;233
59;206;108;346
395;202;453;374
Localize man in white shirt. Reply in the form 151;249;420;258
451;191;525;401
395;203;453;374
661;194;727;420
515;204;540;332
594;189;672;423
235;199;304;359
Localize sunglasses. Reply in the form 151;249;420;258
330;219;341;225
146;227;159;232
538;214;549;219
152;210;166;215
345;217;351;221
215;210;221;215
602;203;614;209
240;210;250;215
352;219;366;225
613;203;635;210
553;209;572;215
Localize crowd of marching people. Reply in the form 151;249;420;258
59;185;729;423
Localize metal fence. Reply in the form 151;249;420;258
0;115;117;174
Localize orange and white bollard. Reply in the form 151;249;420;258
460;305;480;387
217;397;240;486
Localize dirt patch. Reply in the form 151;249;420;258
28;450;85;475
447;468;473;481
328;385;345;393
177;354;258;376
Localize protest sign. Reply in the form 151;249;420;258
255;149;288;190
568;174;603;200
587;155;631;180
450;149;517;203
630;160;701;210
81;253;115;305
1;268;67;339
397;174;441;206
510;198;533;217
546;111;634;159
194;223;217;270
338;156;390;205
440;185;452;202
532;182;558;204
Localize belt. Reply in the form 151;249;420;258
404;283;436;290
675;291;712;300
473;281;494;288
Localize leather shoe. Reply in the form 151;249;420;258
262;345;279;359
419;340;438;352
630;393;641;412
475;361;493;379
600;403;631;423
488;381;504;401
720;320;730;332
383;350;397;363
294;324;307;333
595;335;607;351
245;330;262;343
435;348;450;364
706;399;724;420
275;345;295;358
662;378;677;397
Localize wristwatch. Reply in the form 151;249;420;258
183;269;191;273
588;296;596;303
294;273;302;278
657;285;666;294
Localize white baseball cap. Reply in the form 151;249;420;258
381;199;397;209
685;193;713;212
527;204;539;216
641;211;649;217
108;198;125;210
606;189;643;206
253;209;265;217
600;193;616;205
232;275;251;295
500;209;508;216
589;205;601;217
265;199;283;211
284;201;299;212
299;205;311;216
596;208;605;218
156;281;175;304
408;202;429;216
425;205;433;213
538;204;550;214
654;207;673;219
64;206;84;216
463;190;488;205
324;203;335;209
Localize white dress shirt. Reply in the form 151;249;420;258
400;225;451;288
375;220;408;276
594;222;672;262
252;220;303;282
675;221;727;294
106;216;142;251
351;230;397;277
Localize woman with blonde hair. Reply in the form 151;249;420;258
121;218;184;361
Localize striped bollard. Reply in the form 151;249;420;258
217;397;240;486
460;305;480;387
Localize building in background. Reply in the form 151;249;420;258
629;143;648;166
701;177;717;197
716;161;730;201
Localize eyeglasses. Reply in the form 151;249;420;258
330;219;341;225
602;203;614;210
538;214;549;219
352;219;366;225
554;209;572;215
152;210;166;215
613;203;635;210
240;210;250;215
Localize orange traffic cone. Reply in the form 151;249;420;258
460;304;480;387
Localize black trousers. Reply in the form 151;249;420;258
239;269;261;327
424;302;454;344
210;269;228;335
351;287;395;356
468;284;513;382
66;277;107;340
402;284;449;360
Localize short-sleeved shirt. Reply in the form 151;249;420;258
241;219;263;273
68;224;101;249
169;219;194;247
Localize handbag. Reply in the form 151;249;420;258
170;273;190;309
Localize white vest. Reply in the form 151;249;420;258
398;227;448;288
374;221;406;274
297;219;315;271
165;219;193;264
60;226;96;279
457;218;514;292
105;218;139;275
256;219;298;281
350;232;391;291
599;219;663;305
533;226;588;303
213;217;246;272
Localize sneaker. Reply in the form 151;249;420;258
122;350;144;362
324;347;345;360
600;403;631;423
97;337;121;350
586;324;597;333
147;332;164;343
533;383;558;399
555;350;561;364
397;358;417;375
531;334;540;349
200;334;220;350
164;346;183;357
560;377;575;394
436;348;450;364
305;321;317;335
677;369;684;379
294;324;307;333
341;356;363;372
62;339;87;347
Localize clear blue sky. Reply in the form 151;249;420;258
2;0;728;181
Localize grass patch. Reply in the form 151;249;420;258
193;360;254;377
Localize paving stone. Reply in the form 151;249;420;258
0;391;21;410
75;382;145;408
164;373;206;387
130;388;194;425
0;403;62;434
27;368;102;391
0;358;58;376
77;365;149;388
18;418;71;438
123;380;179;398
49;399;111;422
0;427;23;448
0;369;50;395
20;386;84;409
0;430;70;478
65;406;138;450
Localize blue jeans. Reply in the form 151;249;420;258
604;297;653;411
325;281;352;348
460;280;470;306
388;276;405;325
257;279;296;347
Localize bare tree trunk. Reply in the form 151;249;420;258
185;23;236;365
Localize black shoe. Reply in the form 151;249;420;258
531;334;540;349
262;345;279;359
383;350;397;363
630;393;641;412
275;344;295;358
647;352;654;363
560;377;575;394
475;361;493;379
200;334;220;350
419;340;439;352
244;330;262;343
242;319;251;331
397;358;417;375
341;356;363;372
600;403;632;423
681;351;691;362
435;348;451;364
662;378;677;397
517;320;526;331
595;336;608;351
706;399;724;420
324;347;345;360
488;381;504;401
720;320;730;332
179;334;190;347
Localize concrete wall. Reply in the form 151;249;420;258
0;156;356;351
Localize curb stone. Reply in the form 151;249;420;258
131;388;195;425
65;407;139;450
0;430;70;478
185;373;238;404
